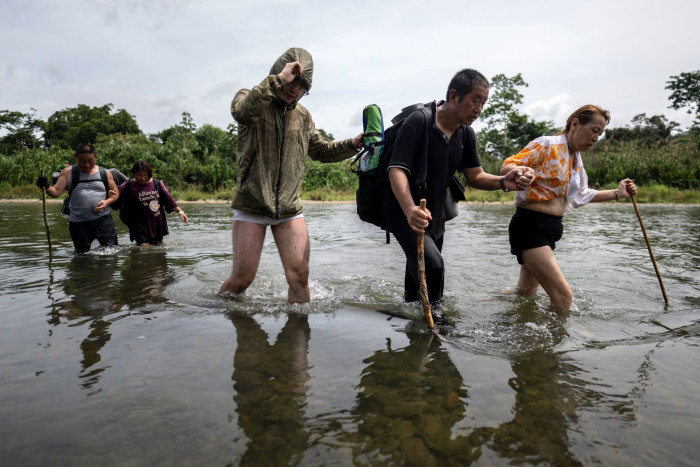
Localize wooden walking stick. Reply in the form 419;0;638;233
631;195;668;304
418;199;436;330
40;168;53;259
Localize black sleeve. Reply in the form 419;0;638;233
458;125;481;170
387;111;426;175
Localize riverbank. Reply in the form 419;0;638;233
2;184;699;204
0;198;355;205
3;198;699;208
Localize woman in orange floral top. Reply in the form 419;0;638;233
500;105;637;311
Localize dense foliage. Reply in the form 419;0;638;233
2;70;699;197
586;129;700;189
0;111;239;192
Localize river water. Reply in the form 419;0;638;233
0;201;698;466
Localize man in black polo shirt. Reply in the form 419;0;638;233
382;68;534;307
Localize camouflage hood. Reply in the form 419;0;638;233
269;47;313;91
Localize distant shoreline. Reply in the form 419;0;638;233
0;198;354;205
2;198;696;207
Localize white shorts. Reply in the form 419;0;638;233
233;210;304;227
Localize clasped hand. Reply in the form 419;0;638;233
503;167;535;191
513;167;535;190
407;205;431;233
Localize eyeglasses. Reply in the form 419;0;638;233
288;78;310;97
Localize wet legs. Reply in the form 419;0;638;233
219;220;266;296
518;245;573;311
219;217;311;303
271;217;310;303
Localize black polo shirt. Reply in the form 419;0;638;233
384;101;481;237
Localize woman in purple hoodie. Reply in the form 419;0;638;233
115;160;188;247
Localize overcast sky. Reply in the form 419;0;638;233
2;0;698;140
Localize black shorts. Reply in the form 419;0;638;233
508;207;563;265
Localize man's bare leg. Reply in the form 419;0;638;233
219;220;267;296
271;217;311;303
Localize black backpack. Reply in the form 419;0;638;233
352;102;467;241
59;166;128;215
351;103;433;242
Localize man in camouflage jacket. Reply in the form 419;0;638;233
220;47;362;303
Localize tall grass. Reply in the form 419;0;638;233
585;135;699;189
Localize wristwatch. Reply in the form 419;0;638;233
500;177;511;192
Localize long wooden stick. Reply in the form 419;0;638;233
418;199;435;330
40;168;53;259
631;195;668;304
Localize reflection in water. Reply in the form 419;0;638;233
50;255;121;391
493;348;584;466
114;249;173;308
223;306;602;465
342;333;492;465
337;301;604;464
230;314;310;466
46;250;172;392
489;302;586;466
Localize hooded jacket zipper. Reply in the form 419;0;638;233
274;105;287;219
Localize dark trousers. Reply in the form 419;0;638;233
69;215;118;253
392;227;445;303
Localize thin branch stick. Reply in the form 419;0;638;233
631;195;668;304
418;199;435;329
40;168;53;260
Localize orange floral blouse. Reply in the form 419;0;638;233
502;134;597;209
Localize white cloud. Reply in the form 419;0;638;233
1;0;698;136
523;94;573;127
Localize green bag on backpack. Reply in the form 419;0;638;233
357;105;385;171
351;103;431;230
352;102;467;235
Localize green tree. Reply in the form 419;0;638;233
481;73;527;131
302;127;359;194
505;113;560;150
0;109;45;153
219;123;238;164
44;103;141;149
666;70;700;123
152;112;197;149
317;128;334;141
194;123;229;161
96;133;156;173
477;73;557;163
604;113;679;146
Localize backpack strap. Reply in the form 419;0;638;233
112;178;129;211
414;106;433;197
153;178;163;198
153;178;174;214
68;165;80;196
68;165;109;197
99;166;108;192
